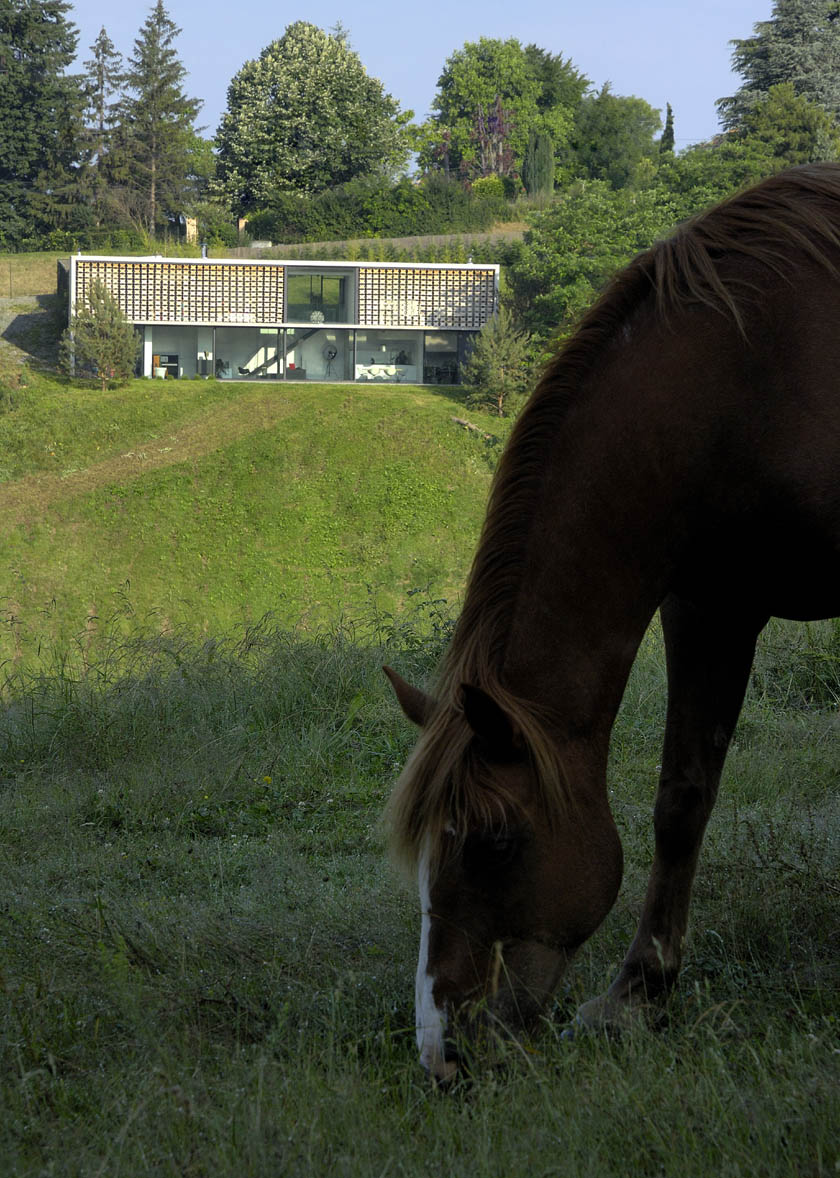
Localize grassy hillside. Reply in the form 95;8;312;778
0;252;65;299
1;375;504;673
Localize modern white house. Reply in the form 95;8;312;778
65;255;500;385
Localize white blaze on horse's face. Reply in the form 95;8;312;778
415;842;457;1083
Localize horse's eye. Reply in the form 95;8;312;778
489;835;517;861
464;830;521;872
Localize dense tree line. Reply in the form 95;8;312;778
4;0;840;359
0;0;84;246
3;0;839;250
0;0;207;248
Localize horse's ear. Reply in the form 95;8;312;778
383;666;435;727
461;684;522;759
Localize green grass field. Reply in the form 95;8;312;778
0;253;66;300
0;303;838;1176
1;374;505;673
1;614;837;1176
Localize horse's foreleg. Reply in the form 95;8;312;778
578;594;766;1029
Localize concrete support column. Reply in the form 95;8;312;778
142;329;153;378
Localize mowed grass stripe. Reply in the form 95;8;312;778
0;387;296;523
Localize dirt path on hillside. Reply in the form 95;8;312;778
0;392;294;527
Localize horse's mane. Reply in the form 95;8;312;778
387;163;840;871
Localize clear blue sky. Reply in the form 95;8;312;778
69;0;772;150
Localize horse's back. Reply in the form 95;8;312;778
661;260;840;622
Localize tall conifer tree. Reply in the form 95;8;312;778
523;130;555;196
0;0;84;244
718;0;840;130
659;103;675;153
115;0;201;233
81;27;123;225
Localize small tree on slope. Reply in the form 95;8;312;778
461;306;533;417
61;281;141;391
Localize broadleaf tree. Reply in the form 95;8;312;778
214;22;413;212
418;37;587;181
571;84;661;189
506;182;680;344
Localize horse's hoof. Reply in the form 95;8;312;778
574;993;662;1037
575;996;613;1030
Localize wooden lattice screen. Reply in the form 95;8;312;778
357;267;496;328
73;259;497;329
74;260;284;325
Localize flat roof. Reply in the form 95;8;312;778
71;254;499;273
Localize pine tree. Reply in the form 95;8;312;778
659;103;675;154
81;27;124;225
0;0;85;244
115;0;201;233
60;281;141;390
718;0;840;130
462;306;533;417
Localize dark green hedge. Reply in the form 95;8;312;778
7;227;153;254
247;176;510;243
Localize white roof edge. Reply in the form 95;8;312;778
70;254;499;273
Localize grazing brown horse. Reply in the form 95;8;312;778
385;164;840;1082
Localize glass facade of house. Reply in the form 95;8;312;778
69;256;499;385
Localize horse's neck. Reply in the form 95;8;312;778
503;522;662;734
500;358;687;731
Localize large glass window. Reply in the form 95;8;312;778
424;332;460;384
355;330;420;383
286;269;354;324
214;328;280;379
283;328;354;381
148;326;199;378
